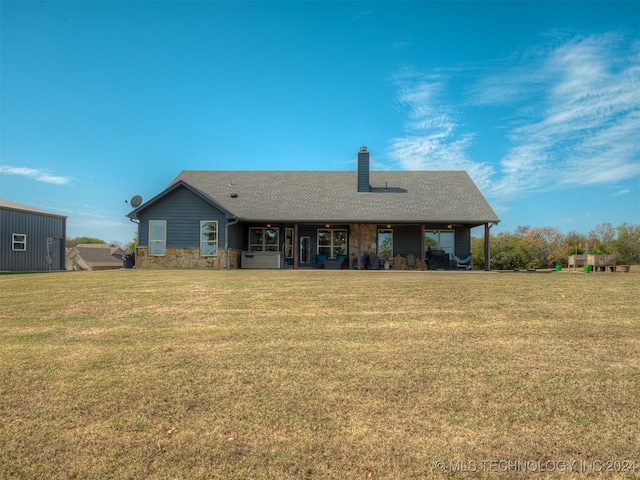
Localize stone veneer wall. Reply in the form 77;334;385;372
135;247;242;269
348;224;378;268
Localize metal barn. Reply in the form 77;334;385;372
0;199;67;272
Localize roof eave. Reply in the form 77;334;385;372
126;180;236;219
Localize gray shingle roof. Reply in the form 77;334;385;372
72;244;123;267
168;170;499;225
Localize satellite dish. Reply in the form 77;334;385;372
130;195;143;208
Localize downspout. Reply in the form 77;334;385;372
224;217;239;269
128;216;140;264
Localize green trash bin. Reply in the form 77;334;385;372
583;265;591;273
555;265;561;272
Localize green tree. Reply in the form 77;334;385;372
489;231;529;270
563;230;588;256
470;236;485;270
523;227;565;268
66;237;106;248
474;223;638;271
613;223;640;264
589;222;616;246
126;231;138;253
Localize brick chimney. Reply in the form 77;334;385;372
357;146;370;193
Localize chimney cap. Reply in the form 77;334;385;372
359;146;368;152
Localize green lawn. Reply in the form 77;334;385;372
1;270;639;479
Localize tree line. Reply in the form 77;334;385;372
471;223;640;270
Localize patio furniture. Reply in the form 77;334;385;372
366;254;380;270
453;254;472;270
325;255;348;269
427;250;448;270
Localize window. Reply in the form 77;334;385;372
425;230;454;256
377;229;393;259
12;234;26;251
201;221;218;256
249;227;279;251
149;220;167;255
284;228;294;258
317;229;347;258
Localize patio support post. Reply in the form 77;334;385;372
484;223;491;271
357;223;362;270
420;224;425;271
294;223;299;269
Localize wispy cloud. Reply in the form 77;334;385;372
490;34;640;198
388;70;495;190
611;189;630;197
0;165;72;185
389;33;640;200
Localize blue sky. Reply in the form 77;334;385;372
1;1;639;245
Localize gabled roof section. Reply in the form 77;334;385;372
167;170;499;226
126;180;234;219
71;244;123;267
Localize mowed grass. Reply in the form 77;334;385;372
1;270;639;479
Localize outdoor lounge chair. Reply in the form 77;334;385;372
453;254;472;270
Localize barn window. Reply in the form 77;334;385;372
12;233;26;251
200;221;218;256
149;220;166;255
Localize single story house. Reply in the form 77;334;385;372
0;199;66;272
66;244;124;271
126;147;499;270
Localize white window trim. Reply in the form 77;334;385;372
12;233;27;251
200;220;218;257
248;227;280;252
149;220;167;256
377;229;393;258
317;228;348;259
426;230;455;256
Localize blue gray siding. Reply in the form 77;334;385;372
1;208;66;272
137;186;228;248
391;225;422;256
454;227;472;256
226;221;243;250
